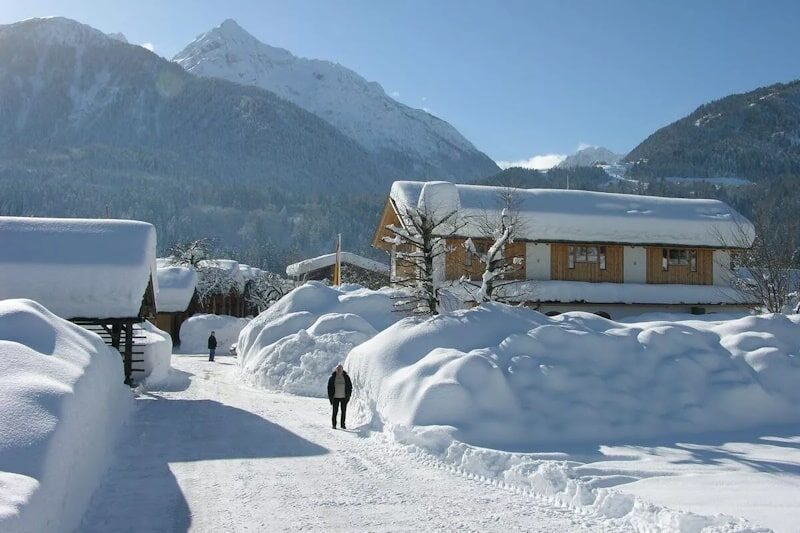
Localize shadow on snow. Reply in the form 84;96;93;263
80;390;328;532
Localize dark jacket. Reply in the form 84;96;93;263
208;334;217;350
327;371;353;403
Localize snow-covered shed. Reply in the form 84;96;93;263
373;181;757;318
286;252;390;290
154;258;199;345
0;216;158;383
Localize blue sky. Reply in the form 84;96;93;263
2;0;799;167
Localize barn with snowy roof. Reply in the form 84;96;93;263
286;252;390;290
154;258;199;346
373;181;757;318
0;216;158;383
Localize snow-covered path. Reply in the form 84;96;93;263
80;355;621;532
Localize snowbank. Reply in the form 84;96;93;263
237;282;404;397
155;259;197;313
178;314;250;354
136;321;172;384
0;216;157;319
0;299;131;533
347;304;800;530
388;426;763;533
348;304;800;447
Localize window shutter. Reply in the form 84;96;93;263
662;248;668;271
568;246;575;269
689;249;697;272
599;246;606;270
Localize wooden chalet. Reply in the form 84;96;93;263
373;181;757;319
0;216;159;384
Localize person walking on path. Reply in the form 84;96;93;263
208;331;217;362
327;364;352;429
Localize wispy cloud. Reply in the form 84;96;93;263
496;153;567;170
140;42;155;52
390;91;400;98
577;142;595;151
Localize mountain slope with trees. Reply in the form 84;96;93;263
0;17;498;268
625;80;800;180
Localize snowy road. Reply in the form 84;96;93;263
80;355;622;532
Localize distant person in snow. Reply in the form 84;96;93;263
208;331;217;362
327;364;352;429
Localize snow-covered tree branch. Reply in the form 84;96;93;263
460;189;528;303
384;199;466;315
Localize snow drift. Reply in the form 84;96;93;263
237;282;403;397
348;304;800;447
178;314;250;354
0;299;131;533
136;321;172;384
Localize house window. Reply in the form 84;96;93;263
662;248;698;271
568;245;601;269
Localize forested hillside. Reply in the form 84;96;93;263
0;18;495;268
625;80;800;180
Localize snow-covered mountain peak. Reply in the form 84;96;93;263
107;32;128;43
173;20;494;169
558;146;623;168
1;17;110;47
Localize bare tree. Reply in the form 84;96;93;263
166;238;214;267
383;200;465;314
245;271;295;313
715;216;799;313
195;263;237;308
460;188;527;303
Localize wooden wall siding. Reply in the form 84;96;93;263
372;199;403;250
550;244;624;283
646;247;713;285
445;239;526;281
505;241;527;280
394;242;418;281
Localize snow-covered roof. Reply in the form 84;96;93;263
155;259;198;313
286;252;390;278
0;216;157;319
388;181;755;248
442;280;755;306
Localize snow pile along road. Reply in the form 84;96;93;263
136;321;172;384
0;299;131;533
348;304;800;446
346;304;800;530
179;314;250;354
237;282;403;397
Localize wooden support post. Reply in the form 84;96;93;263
123;321;134;386
111;322;121;350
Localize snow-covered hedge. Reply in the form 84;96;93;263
178;314;250;354
347;303;800;447
237;282;403;397
0;299;132;533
